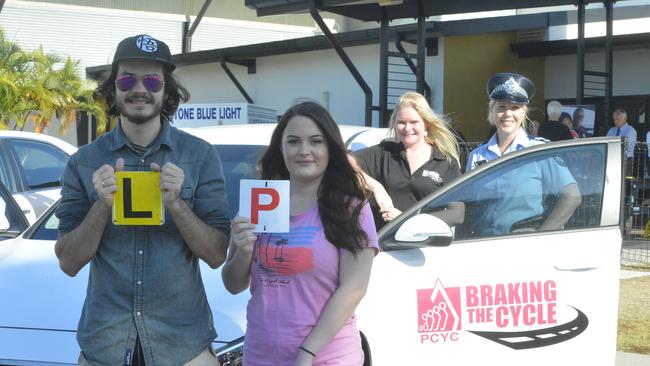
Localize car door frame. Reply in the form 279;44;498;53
0;180;29;239
0;139;21;194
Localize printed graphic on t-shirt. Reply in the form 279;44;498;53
255;226;318;276
422;169;443;183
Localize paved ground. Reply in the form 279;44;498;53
620;269;650;279
616;352;650;366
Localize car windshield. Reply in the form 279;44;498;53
214;145;265;217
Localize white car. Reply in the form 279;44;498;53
0;123;387;365
0;131;622;365
0;131;77;223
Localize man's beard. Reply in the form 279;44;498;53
116;94;164;125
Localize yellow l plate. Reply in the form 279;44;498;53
112;171;164;226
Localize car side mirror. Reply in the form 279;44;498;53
392;213;453;248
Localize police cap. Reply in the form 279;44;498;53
487;72;535;105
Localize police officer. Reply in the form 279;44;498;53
465;72;581;235
466;72;544;171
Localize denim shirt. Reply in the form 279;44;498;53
56;120;230;366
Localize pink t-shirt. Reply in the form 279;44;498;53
243;203;379;366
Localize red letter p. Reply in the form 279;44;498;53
251;188;280;224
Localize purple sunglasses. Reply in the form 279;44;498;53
116;74;164;93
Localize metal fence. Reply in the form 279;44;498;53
458;140;650;266
621;142;650;266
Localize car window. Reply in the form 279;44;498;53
7;139;69;190
30;209;60;241
213;145;265;217
382;144;606;245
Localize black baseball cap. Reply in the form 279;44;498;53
487;72;535;105
112;34;175;71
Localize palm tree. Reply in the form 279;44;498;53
0;28;106;133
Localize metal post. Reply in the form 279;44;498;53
182;20;191;54
183;0;213;53
379;9;389;127
220;59;254;104
309;0;373;126
604;0;614;133
416;0;426;96
576;0;586;105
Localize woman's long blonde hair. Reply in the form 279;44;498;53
388;92;460;167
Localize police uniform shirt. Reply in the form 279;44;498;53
465;128;547;171
606;123;637;158
354;140;461;227
465;128;576;235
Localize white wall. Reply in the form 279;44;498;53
0;0;314;142
545;48;650;99
176;41;445;127
0;0;315;78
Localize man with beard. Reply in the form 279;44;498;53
54;35;229;366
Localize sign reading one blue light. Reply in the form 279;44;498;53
175;105;242;121
173;103;277;127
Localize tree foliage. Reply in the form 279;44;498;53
0;28;106;133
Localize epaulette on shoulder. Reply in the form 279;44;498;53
531;136;550;143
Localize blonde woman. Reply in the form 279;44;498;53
465;72;581;234
352;92;462;229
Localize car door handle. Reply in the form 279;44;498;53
22;209;31;214
553;263;601;272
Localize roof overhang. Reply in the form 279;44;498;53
245;0;621;21
86;12;550;79
512;32;650;58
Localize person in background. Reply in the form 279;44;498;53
560;112;579;139
538;100;573;141
607;108;637;175
465;72;581;235
528;119;540;136
572;107;591;138
222;101;378;366
351;92;462;229
55;34;229;366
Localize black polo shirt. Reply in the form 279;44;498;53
354;140;461;228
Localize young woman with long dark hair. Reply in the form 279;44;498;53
222;101;378;366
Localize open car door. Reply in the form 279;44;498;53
356;137;623;366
